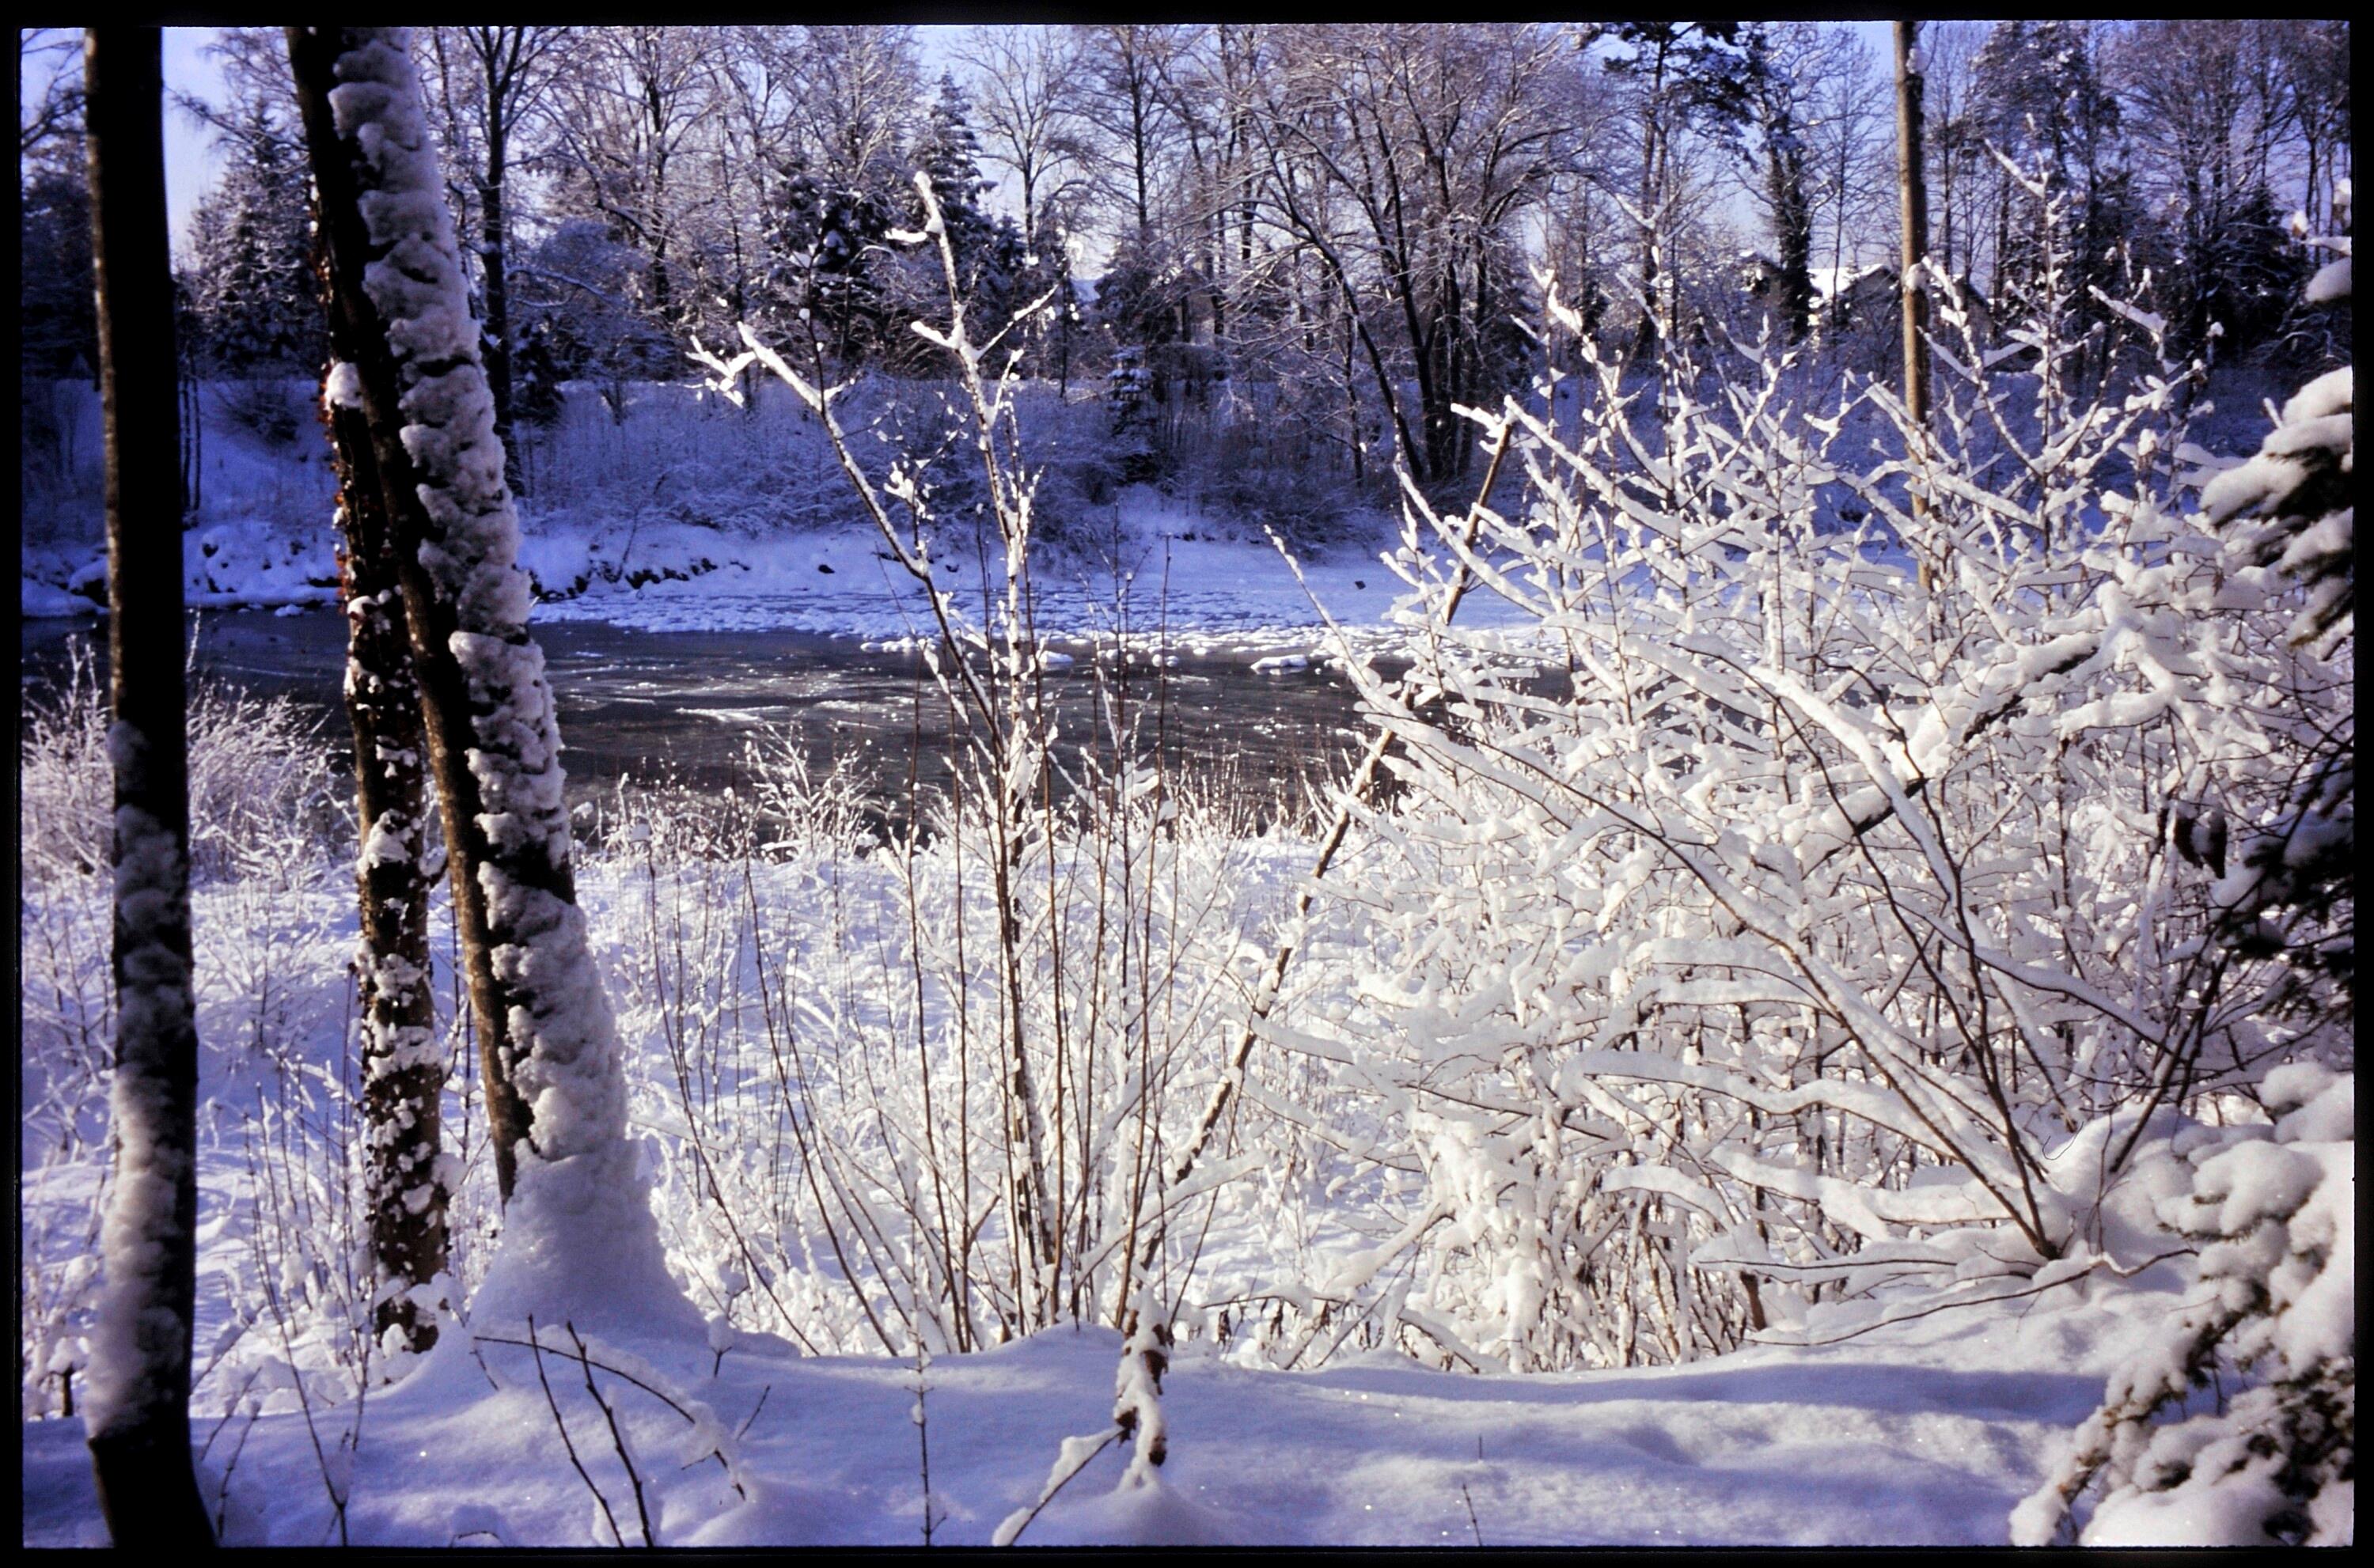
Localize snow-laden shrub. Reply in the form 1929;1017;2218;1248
210;375;315;447
18;641;345;1134
584;722;1309;1356
1290;208;2351;1371
2008;200;2356;1550
2012;1066;2353;1546
17;648;353;1423
17;636;343;887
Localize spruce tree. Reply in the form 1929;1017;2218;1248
184;105;320;374
901;74;1027;354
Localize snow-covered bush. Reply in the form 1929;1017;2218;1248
17;636;343;888
587;711;1308;1354
17;650;351;1423
1288;210;2352;1373
2007;198;2356;1550
2012;1066;2353;1545
666;184;1349;1371
210;376;315;447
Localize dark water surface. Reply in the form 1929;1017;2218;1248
21;609;1379;822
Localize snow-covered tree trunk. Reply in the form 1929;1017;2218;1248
79;25;213;1547
286;25;686;1331
314;245;448;1356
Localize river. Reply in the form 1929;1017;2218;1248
21;608;1384;828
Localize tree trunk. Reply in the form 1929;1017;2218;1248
1894;21;1932;431
80;25;214;1548
288;27;674;1309
289;28;537;1205
286;28;686;1331
1768;142;1815;346
315;240;447;1357
1629;41;1669;369
481;125;514;479
1896;21;1938;597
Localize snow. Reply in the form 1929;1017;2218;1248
25;1295;2147;1547
323;362;365;411
21;578;90;619
23;752;2327;1545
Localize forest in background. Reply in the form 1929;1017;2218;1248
19;20;2354;550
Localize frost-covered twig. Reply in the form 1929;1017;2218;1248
992;1426;1122;1547
911;1338;939;1546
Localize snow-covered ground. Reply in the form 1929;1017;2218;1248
20;369;1564;671
20;374;1479;659
21;489;1501;661
13;808;2197;1549
21;1282;2139;1547
14;759;2175;1547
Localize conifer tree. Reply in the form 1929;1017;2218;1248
184;104;320;373
897;74;1027;354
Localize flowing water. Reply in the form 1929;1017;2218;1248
21;608;1384;827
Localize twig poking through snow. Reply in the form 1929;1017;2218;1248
523;1313;629;1548
991;1426;1123;1547
566;1321;654;1548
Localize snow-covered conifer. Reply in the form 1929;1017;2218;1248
2013;1068;2353;1545
2194;197;2353;1013
184;104;320;375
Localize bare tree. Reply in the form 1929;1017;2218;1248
791;24;922;193
540;27;724;342
1076;24;1193;248
78;24;213;1547
955;26;1092;253
19;27;84;157
1249;23;1583;484
419;26;572;468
